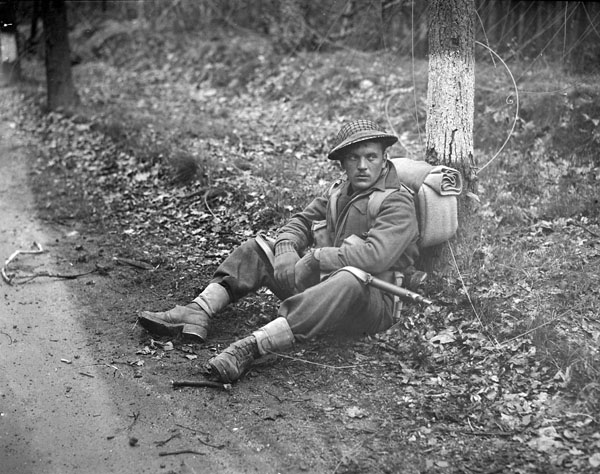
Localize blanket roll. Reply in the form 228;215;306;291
417;184;459;247
391;158;463;196
423;166;462;196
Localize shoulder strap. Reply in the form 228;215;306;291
327;180;343;224
367;189;396;228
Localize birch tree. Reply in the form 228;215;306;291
423;0;476;271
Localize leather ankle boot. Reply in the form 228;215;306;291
208;335;260;383
208;317;295;383
138;303;210;342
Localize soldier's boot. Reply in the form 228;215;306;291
208;317;295;383
138;283;230;342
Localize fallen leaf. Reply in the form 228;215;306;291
430;329;456;344
346;406;368;419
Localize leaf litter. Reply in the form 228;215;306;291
9;24;599;473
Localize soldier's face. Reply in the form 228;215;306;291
340;141;386;191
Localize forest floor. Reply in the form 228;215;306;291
3;22;600;473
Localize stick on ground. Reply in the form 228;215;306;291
172;380;231;390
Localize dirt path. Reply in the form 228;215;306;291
0;100;229;474
0;106;166;473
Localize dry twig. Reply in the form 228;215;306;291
17;268;98;284
154;432;181;447
158;449;205;457
2;242;44;284
172;380;231;390
195;437;226;450
113;257;154;270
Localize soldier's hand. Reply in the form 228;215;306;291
274;249;300;293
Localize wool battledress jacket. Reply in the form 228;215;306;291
276;161;420;281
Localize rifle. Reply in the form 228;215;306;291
341;266;433;305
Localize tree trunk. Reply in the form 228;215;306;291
347;0;384;50
270;0;309;54
42;0;79;111
30;0;40;45
0;0;20;86
421;0;475;274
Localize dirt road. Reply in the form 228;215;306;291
0;100;222;474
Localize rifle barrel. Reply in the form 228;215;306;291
368;276;433;305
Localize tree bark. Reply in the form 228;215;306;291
42;0;79;111
422;0;475;273
0;0;20;86
30;0;40;44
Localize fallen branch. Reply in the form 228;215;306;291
16;268;98;284
172;380;231;390
196;437;226;450
2;242;101;285
154;432;181;447
158;449;205;457
2;242;44;285
113;257;154;270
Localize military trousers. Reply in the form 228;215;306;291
209;239;394;341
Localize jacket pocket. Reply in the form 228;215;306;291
312;220;332;248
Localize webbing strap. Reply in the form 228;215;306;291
366;189;396;228
328;187;342;225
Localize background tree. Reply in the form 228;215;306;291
42;0;78;111
268;0;312;54
29;0;40;49
422;0;476;273
0;0;20;86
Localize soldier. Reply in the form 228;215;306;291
138;119;420;383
